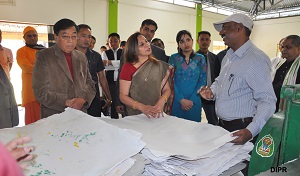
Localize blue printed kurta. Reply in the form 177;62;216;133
169;52;207;122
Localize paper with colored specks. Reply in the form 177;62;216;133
0;108;145;176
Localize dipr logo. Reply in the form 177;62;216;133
270;167;287;173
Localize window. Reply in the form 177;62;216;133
212;41;226;55
156;0;196;8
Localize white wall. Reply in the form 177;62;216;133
202;13;300;59
118;0;226;56
0;0;225;55
202;11;227;52
251;16;300;58
83;0;108;51
1;0;299;58
0;0;108;52
119;0;197;56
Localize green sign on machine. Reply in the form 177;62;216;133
256;134;274;158
249;84;300;175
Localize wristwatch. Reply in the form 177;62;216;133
83;101;88;106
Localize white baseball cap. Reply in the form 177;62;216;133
213;13;254;32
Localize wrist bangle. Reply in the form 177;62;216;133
133;101;138;110
161;95;168;103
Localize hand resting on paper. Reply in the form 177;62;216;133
140;104;163;118
65;98;86;110
230;129;252;145
5;136;35;169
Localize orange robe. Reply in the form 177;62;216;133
16;46;40;124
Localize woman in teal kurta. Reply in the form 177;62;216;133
169;30;207;122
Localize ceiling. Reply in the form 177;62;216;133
190;0;300;20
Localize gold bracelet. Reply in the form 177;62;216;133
133;101;138;110
161;95;168;103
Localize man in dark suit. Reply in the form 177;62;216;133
0;65;18;129
32;18;95;119
197;31;221;125
116;19;167;115
140;19;167;62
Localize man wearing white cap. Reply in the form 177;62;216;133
17;26;46;125
199;14;276;145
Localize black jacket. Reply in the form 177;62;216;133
197;50;221;105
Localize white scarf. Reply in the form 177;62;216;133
283;54;300;85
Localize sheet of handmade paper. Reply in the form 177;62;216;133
103;113;236;160
0;108;145;176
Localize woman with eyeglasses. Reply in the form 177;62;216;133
119;32;172;118
168;30;207;122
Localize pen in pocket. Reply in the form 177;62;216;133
228;74;234;81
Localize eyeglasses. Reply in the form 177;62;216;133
60;35;78;40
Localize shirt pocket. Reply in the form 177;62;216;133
228;77;243;98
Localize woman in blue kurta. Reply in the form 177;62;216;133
168;30;207;122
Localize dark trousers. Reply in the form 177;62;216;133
108;82;118;119
202;102;218;125
87;84;102;117
219;119;249;132
219;118;258;176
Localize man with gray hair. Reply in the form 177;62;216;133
199;13;276;145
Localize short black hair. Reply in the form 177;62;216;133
78;24;91;31
198;31;211;38
54;18;78;35
91;36;96;41
141;19;158;31
285;35;300;47
244;27;251;37
100;46;107;49
108;32;120;39
120;41;126;47
151;38;164;46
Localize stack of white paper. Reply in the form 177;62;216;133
103;114;253;176
0;108;145;176
142;143;252;176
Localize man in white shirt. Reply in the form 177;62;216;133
270;38;284;80
199;14;276;145
101;33;122;119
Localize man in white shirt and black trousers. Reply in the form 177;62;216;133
199;14;276;145
102;33;123;119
